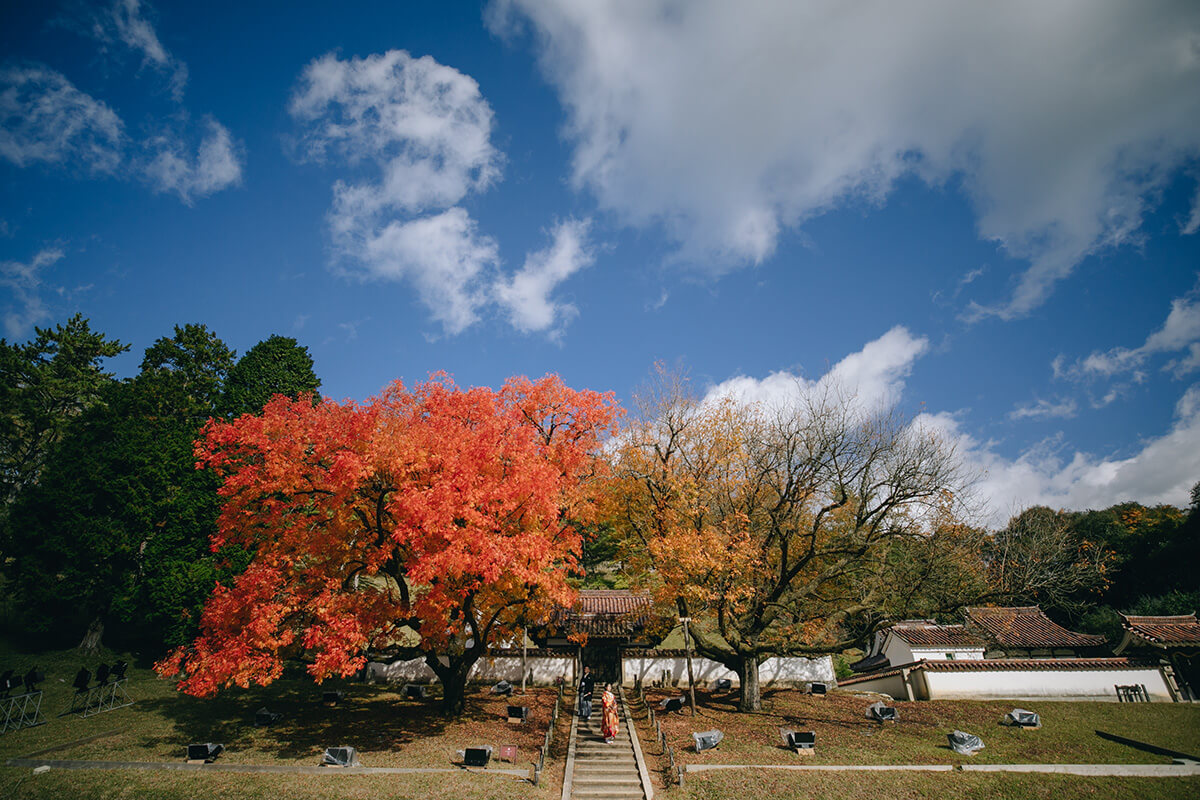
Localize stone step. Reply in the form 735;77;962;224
573;772;641;783
573;782;642;792
575;764;638;774
568;695;646;800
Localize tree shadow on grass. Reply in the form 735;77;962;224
135;679;460;761
139;680;561;765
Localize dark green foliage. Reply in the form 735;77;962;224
1057;494;1200;634
7;324;237;653
832;653;854;680
222;335;320;417
0;315;127;562
580;522;625;588
140;323;236;423
1129;589;1200;617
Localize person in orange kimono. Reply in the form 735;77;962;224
600;682;619;743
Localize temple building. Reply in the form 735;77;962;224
1114;613;1200;701
536;589;660;684
963;606;1109;659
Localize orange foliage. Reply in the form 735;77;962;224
156;374;619;699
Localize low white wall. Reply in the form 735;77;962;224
910;647;984;661
840;672;909;700
920;667;1172;701
471;654;574;684
366;658;436;684
621;654;834;688
366;653;574;685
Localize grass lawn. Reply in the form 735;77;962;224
0;639;569;799
677;769;1200;800
631;687;1200;800
4;639;1199;800
639;687;1200;767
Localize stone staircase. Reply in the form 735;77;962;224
565;692;649;800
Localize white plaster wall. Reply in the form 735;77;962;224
841;673;909;700
910;647;984;661
923;668;1172;701
366;658;436;683
882;636;914;665
366;655;574;685
621;655;834;688
471;655;574;684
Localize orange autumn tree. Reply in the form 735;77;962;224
606;367;973;712
156;374;619;716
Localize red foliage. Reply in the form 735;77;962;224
157;374;619;699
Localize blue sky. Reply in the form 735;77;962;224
3;0;1200;523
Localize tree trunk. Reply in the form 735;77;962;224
440;666;469;717
78;616;104;655
425;652;477;718
737;654;761;712
682;617;697;715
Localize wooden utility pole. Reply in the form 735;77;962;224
521;627;528;695
680;616;697;715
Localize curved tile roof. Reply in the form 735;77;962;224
918;656;1157;672
1120;613;1200;646
889;621;986;648
550;589;656;637
965;606;1107;649
840;656;1159;686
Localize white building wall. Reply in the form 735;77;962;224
366;654;575;685
881;636;914;665
909;646;985;661
841;672;910;700
922;667;1172;701
471;655;575;684
621;654;834;688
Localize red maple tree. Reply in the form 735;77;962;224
156;373;619;715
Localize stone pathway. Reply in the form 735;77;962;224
684;763;1200;777
563;692;650;800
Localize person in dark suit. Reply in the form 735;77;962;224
577;665;596;719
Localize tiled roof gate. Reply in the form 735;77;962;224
553;590;655;637
840;656;1161;686
965;606;1107;649
889;622;986;648
1121;613;1200;646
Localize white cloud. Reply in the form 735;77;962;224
704;325;929;413
921;385;1200;525
0;246;65;338
290;50;501;212
700;326;1200;526
89;0;188;100
1063;283;1200;379
495;218;594;335
363;208;499;334
0;65;123;172
1185;181;1200;235
1;4;240;205
490;0;1200;317
1008;397;1078;421
290;51;505;334
1167;343;1200;378
141;118;242;204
